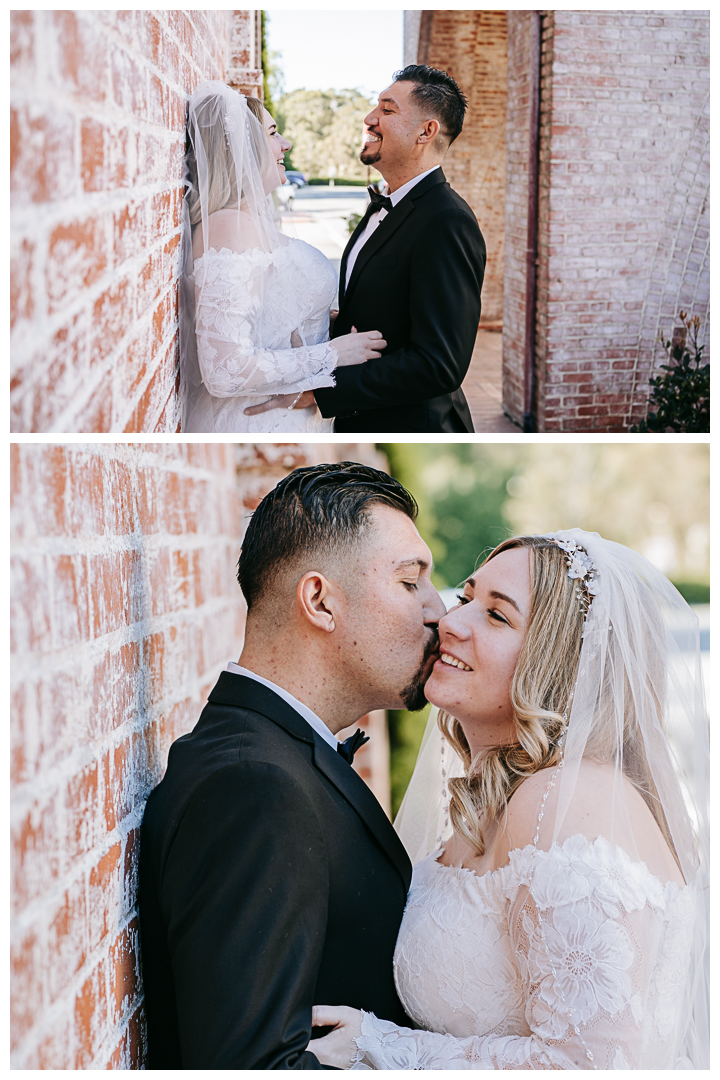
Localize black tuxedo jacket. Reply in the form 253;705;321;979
313;168;486;433
139;672;413;1069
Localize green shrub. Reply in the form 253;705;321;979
308;177;370;186
632;312;710;433
671;581;710;605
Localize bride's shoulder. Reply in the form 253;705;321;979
504;760;621;851
193;209;273;259
503;761;683;886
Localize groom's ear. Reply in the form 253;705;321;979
417;118;441;144
297;571;341;633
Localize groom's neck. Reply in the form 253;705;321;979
381;151;443;194
237;638;366;736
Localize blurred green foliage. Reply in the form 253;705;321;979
275;88;382;182
672;581;710;605
380;442;710;817
388;704;431;819
261;12;276;120
380;443;517;589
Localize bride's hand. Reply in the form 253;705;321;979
309;1005;362;1069
243;390;315;416
332;327;386;367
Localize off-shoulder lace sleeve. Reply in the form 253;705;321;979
194;249;337;398
352;837;691;1070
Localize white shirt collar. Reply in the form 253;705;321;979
388;164;441;207
226;663;339;750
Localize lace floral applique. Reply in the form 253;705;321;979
353;837;692;1070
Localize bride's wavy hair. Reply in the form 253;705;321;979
185;92;267;226
438;535;675;858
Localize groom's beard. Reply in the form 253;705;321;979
360;134;382;166
399;630;440;712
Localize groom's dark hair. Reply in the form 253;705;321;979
238;461;418;611
393;65;468;145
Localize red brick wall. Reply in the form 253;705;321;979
10;11;261;433
533;8;710;432
11;441;387;1068
419;10;508;325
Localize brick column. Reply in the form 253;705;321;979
11;441;388;1068
418;10;508;326
226;10;263;97
502;11;540;425
532;9;710;431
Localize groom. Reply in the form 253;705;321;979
139;462;445;1068
315;65;486;433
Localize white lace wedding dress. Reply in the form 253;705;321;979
190;237;337;433
353;835;694;1070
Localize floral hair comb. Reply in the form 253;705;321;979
550;537;600;616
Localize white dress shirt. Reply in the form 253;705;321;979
344;165;441;284
226;662;338;749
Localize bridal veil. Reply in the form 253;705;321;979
179;81;287;432
395;529;709;1067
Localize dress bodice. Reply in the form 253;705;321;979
354;835;695;1069
184;237;337;433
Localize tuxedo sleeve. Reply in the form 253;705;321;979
314;208;486;417
160;761;330;1069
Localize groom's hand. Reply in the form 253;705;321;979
244;390;316;415
310;1006;363;1069
329;308;339;328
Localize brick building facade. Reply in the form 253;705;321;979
11;442;388;1068
11;10;262;434
405;9;710;431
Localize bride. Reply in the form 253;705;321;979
311;531;709;1069
179;81;384;433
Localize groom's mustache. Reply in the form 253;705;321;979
399;627;440;712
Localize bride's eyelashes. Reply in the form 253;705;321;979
454;593;509;624
402;581;419;591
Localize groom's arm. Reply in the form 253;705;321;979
313;209;486;418
161;762;331;1069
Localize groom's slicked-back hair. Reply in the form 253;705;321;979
393;65;468;145
237;462;418;611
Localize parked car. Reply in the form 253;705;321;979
273;181;297;211
285;171;307;187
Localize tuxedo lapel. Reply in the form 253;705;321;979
311;734;412;892
340;203;375;303
206;672;412;890
342;169;448;306
342;199;415;306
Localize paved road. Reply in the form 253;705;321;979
278;184;519;433
278;184;368;279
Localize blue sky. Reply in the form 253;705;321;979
265;9;404;99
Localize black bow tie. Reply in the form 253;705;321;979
337;728;370;765
367;187;394;214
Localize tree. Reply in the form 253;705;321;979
277;88;376;180
260;11;277;119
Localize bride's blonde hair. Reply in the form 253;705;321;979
440;535;675;858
